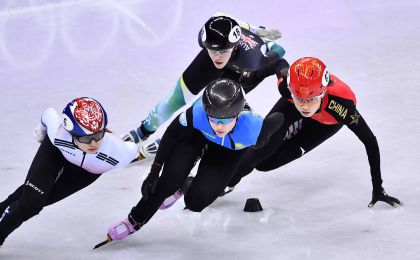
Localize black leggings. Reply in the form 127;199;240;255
0;138;100;243
229;98;343;186
256;118;342;170
130;131;247;225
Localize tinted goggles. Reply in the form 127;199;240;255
208;116;236;125
74;129;105;144
207;48;234;56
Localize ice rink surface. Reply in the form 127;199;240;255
0;0;419;259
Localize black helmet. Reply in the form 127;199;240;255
202;79;246;118
200;16;241;51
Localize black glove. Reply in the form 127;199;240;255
368;188;402;208
238;69;258;86
239;52;284;87
141;163;162;200
218;186;235;197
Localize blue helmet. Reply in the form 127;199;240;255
62;97;108;136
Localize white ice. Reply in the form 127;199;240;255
0;0;419;259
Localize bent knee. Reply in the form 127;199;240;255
184;202;205;212
255;164;273;172
184;194;206;212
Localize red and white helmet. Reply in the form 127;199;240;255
62;97;108;136
287;57;330;98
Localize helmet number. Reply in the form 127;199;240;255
321;68;330;86
201;26;207;42
229;25;241;43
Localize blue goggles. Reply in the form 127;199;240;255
208;116;236;125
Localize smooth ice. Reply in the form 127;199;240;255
0;0;419;259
